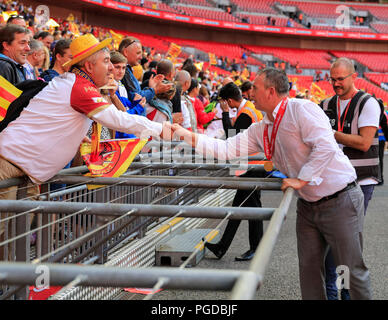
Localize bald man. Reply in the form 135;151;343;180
176;70;195;130
320;57;381;300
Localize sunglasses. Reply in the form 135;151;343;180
124;39;139;49
9;15;24;19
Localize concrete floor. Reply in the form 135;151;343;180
120;156;388;300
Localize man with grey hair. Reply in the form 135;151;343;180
0;24;30;84
24;39;45;79
171;67;372;300
0;34;174;205
321;57;381;300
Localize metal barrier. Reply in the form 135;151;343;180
0;143;294;300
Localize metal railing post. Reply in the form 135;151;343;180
230;188;295;300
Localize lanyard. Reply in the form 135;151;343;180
336;97;351;132
263;97;288;161
336;91;357;132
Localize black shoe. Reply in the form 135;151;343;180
205;242;226;260
235;249;255;261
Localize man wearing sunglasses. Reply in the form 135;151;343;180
321;57;381;300
119;37;172;104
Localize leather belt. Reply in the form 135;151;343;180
303;181;357;205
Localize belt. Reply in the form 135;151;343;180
303;181;357;205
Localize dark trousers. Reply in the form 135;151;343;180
216;170;264;252
325;184;374;300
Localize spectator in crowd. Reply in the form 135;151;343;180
141;59;157;88
175;70;194;131
24;38;45;80
198;85;210;107
119;36;171;103
6;14;26;26
155;59;182;122
240;80;253;101
146;79;176;124
35;31;54;50
40;39;72;82
172;67;372;300
321;57;380;300
110;50;145;139
205;82;263;261
206;77;236;139
187;78;216;134
0;34;174;260
0;24;29;84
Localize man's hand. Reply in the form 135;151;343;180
106;76;119;97
172;124;197;146
133;93;143;102
172;112;183;124
81;136;91;144
219;99;230;112
148;74;164;89
155;80;173;95
160;121;174;141
281;178;308;192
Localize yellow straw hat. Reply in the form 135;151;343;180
63;34;112;68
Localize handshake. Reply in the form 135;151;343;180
160;122;197;146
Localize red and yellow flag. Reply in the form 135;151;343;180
0;75;22;122
80;123;147;178
167;42;181;59
208;53;217;65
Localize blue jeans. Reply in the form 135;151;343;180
325;184;374;300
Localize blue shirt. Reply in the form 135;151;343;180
122;65;155;103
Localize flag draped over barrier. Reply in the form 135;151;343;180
0;75;23;121
80;122;147;178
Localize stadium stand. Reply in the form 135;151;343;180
174;6;240;22
230;0;278;15
331;51;388;73
278;1;342;19
234;13;305;28
365;73;388;88
245;46;332;70
370;22;388;33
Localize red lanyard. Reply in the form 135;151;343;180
336;97;351;133
263;98;288;161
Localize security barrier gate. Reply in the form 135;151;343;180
0;142;294;300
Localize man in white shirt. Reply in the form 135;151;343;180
321;57;380;300
171;67;371;300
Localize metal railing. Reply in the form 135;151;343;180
0;143;294;300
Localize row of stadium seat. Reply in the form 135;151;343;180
331;51;388;73
230;0;278;15
116;0;388;32
245;45;332;70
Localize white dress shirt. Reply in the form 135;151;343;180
196;98;357;201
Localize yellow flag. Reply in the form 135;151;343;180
167;42;181;59
208;53;217;65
